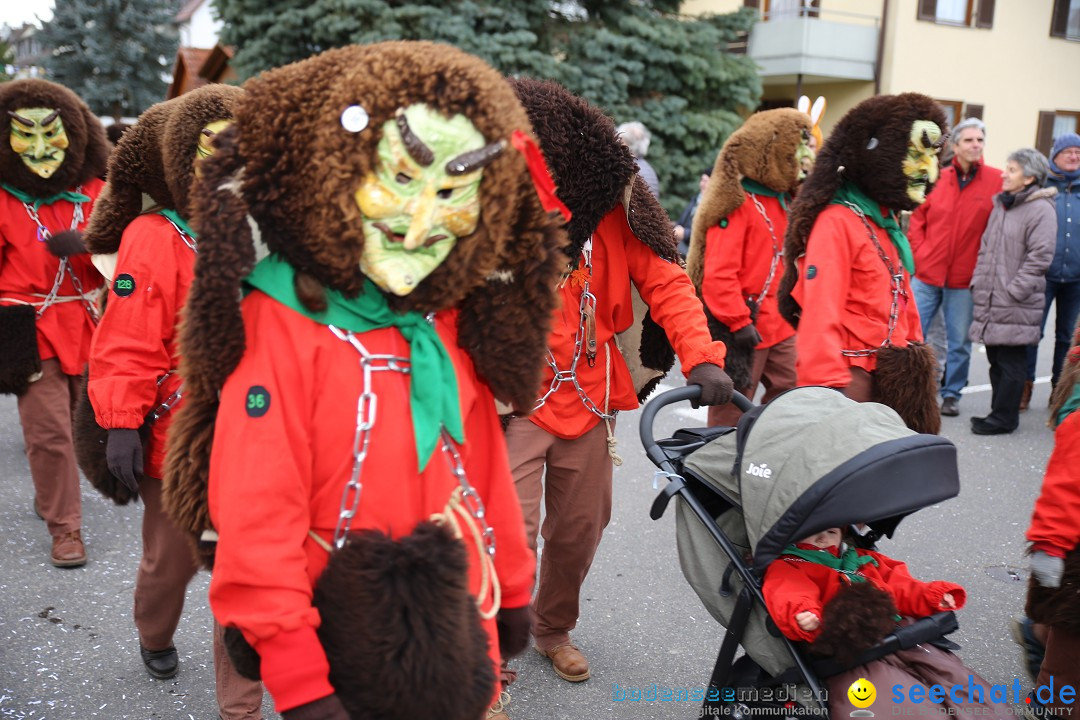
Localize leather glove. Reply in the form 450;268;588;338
106;428;143;495
496;605;533;660
686;363;735;407
281;694;350;720
732;324;762;348
1030;550;1064;588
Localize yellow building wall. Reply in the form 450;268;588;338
686;0;1080;168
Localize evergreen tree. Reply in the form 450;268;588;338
214;0;760;214
37;0;180;119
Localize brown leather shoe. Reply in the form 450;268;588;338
51;530;86;568
536;643;590;682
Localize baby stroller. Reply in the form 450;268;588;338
640;386;962;717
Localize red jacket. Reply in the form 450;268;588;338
207;292;535;712
531;206;727;440
1026;406;1080;558
909;162;1001;288
701;193;795;349
792;205;923;388
763;544;966;643
88;214;194;479
0;180;104;375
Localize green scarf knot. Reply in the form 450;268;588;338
1057;382;1080;428
830;180;915;275
741;178;790;210
781;544;878;583
2;183;91;210
244;254;463;471
158;209;197;239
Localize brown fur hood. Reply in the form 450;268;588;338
0;79;110;197
509;76;677;263
779;93;948;327
164;42;567;550
84;84;244;255
686;108;810;289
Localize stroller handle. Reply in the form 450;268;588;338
639;386;752;468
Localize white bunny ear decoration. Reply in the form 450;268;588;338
797;95;810;114
810;96;826;125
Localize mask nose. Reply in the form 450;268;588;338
30;132;48;158
403;185;437;251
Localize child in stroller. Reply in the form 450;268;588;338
641;385;1017;718
764;526;1011;716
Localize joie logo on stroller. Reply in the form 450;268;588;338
747;462;772;478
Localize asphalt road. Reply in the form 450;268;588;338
0;326;1061;720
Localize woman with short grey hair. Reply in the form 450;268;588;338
968;148;1058;434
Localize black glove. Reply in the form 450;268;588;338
496;605;533;660
106;428;143;494
687;363;735;406
281;694;350;720
732;323;762;348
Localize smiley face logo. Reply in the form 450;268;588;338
847;678;876;709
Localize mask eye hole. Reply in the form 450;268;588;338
395;172;412;185
436;188;453;199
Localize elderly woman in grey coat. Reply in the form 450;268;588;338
969;148;1058;434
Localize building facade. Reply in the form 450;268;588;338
683;0;1080;165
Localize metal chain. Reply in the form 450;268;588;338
161;214;198;253
747;193;783;308
20;187;100;322
837;201;904;357
326;323;494;557
533;238;617;421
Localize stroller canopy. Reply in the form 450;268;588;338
684;387;959;575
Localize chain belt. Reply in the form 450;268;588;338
534;238;617;421
837;201;905;358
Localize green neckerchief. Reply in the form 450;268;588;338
831;180;914;275
1;182;91;210
781;544;878;583
244;254;463;471
742;178;789;210
1057;381;1080;427
158;208;197;239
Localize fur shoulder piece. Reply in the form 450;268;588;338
687;108;809;289
163;43;566;556
510;77;638;258
85;84;244;255
778;93;947;327
0;79;109;198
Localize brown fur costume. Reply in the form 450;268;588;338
509;76;677;399
0;79;110;200
685;108;809;388
1026;315;1080;632
811;581;900;667
778;94;947;435
72;85;244;505
163;42;566;561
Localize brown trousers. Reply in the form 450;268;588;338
708;336;797;426
136;476;264;717
1036;626;1080;713
16;358;82;536
506;418;613;651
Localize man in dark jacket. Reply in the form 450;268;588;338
908;117;1001;417
1026;132;1080;402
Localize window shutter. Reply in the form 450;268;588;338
965;104;984;120
917;0;938;21
975;0;995;28
1036;112;1057;156
744;0;761;8
808;0;821;18
1051;0;1070;37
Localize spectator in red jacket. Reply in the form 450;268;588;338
909;118;1001;418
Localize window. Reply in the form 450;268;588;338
744;0;821;20
917;0;995;28
1036;111;1080;156
936;100;964;129
1050;0;1080;39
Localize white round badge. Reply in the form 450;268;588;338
340;105;369;133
